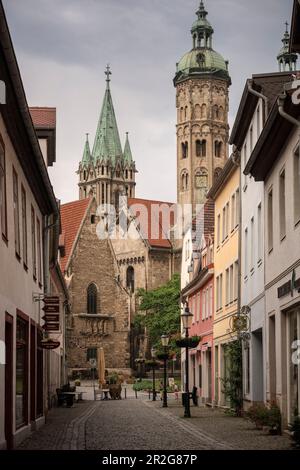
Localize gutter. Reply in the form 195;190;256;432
247;81;268;124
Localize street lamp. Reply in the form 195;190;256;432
181;303;193;418
151;347;157;401
161;334;169;408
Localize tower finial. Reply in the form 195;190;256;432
285;21;289;34
86;132;89;142
105;64;112;89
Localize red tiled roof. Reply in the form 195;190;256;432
29;107;56;129
128;197;175;248
59;198;90;272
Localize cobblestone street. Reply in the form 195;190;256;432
17;396;291;451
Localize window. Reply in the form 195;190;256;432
244;345;250;395
16;316;28;428
214;141;222;158
279;169;286;240
13;168;20;256
202;290;206;320
243;144;248;189
225;202;229;239
125;169;128;179
87;283;97;314
219;274;223;309
235;189;240;228
268;189;273;252
229;264;234;303
257;105;261;135
294;149;300;224
217;214;221;247
225;268;229;306
87;348;97;361
222;207;226;241
0;141;7;239
231;193;236;232
21;186;27;267
257;203;262;263
205;288;209;319
209;285;213;317
31;206;36;280
244;228;248;279
182;142;188;159
250;126;253;153
234;261;238;301
37;218;42;285
250;217;254;271
126;266;135;292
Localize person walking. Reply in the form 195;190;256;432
159;381;164;401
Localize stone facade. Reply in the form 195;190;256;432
176;78;229;210
62;199;131;375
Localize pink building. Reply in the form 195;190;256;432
181;201;215;404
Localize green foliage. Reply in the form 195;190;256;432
108;373;119;385
221;340;243;416
247;402;282;434
133;378;181;392
290;416;300;449
134;274;181;350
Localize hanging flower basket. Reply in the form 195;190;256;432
175;336;201;349
156;352;171;361
145;360;160;368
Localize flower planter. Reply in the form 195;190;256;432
175;338;200;349
109;383;122;400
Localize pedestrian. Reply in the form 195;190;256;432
159;380;163;401
174;383;179;401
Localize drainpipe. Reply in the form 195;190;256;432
247;82;268;124
278;91;300;129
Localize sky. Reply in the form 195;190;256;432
3;0;294;204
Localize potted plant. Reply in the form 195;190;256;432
108;373;121;400
175;335;201;349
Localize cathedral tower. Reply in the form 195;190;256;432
78;66;137;210
174;1;231;213
277;22;298;72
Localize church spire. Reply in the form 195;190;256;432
277;22;298;72
81;133;92;167
191;0;214;49
124;132;133;164
92;66;123;166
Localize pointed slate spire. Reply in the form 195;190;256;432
82;133;92;167
92;65;123;166
123;132;133;164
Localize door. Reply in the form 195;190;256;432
288;308;300;422
5;314;13;449
30;324;36;422
207;349;212;402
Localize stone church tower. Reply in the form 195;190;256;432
78;66;137;211
174;1;231;213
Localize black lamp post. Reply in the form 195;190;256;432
151;347;157;401
182;304;193;418
161;334;169;408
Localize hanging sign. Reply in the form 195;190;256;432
41;339;60;350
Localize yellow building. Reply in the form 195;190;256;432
207;154;240;406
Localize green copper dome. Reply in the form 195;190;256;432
174;1;231;85
177;48;229;77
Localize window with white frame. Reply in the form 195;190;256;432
197;293;200;322
217;214;221;247
250;217;254;272
268;188;273;252
244;227;248;279
234;261;238;301
209;285;213;317
206;288;209;319
279;168;286;240
225;202;229;238
222;207;226;241
225;268;229;306
202;290;206;320
235;189;240;228
257;203;262;263
294;149;300;224
229;264;234;304
231;193;236;232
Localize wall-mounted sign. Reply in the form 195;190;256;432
42;295;60;331
41;339;60;350
278;281;291;298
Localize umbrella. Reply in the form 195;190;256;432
98;347;106;387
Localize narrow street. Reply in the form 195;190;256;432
17;396;291;451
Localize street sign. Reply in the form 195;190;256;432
89;358;97;367
41;339;60;350
42;304;59;313
43;323;60;332
42;314;59;323
43;296;60;304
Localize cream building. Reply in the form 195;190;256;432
207;155;240;406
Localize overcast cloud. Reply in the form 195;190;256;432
2;0;294;204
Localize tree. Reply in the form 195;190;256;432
134;274;181;350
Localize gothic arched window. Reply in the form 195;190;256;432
196;140;206;157
126;266;135;292
181;170;189;191
87;283;97;314
201;104;207;119
213;105;219;120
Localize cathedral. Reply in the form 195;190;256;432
60;0;230;377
